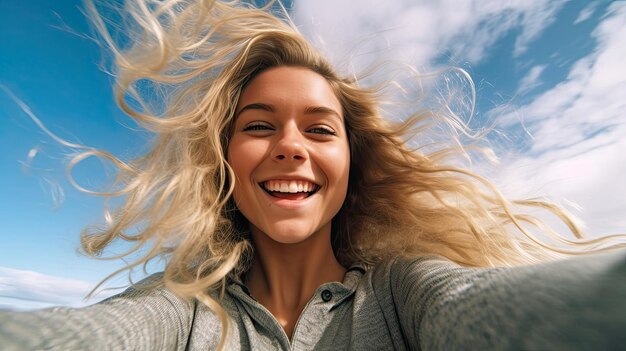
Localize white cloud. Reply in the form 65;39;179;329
490;3;626;236
292;0;562;72
498;3;626;151
574;3;598;25
512;2;563;57
0;267;117;311
516;64;546;95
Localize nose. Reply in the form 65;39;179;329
270;125;308;162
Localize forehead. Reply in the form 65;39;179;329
236;66;343;116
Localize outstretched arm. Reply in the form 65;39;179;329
390;251;626;350
0;276;195;351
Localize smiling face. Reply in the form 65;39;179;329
227;66;350;245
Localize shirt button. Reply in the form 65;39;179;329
321;289;333;302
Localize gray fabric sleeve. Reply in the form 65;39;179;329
390;251;626;350
0;277;196;351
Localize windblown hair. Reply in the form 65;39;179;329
80;0;624;347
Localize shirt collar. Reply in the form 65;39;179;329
226;262;367;307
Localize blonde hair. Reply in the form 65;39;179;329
80;0;624;347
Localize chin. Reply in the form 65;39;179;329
254;221;325;245
264;229;316;245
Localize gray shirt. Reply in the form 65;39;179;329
2;251;626;350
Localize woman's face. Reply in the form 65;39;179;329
227;66;350;244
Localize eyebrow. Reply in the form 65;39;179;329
303;106;342;120
237;103;274;116
237;103;342;120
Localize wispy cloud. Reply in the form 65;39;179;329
293;0;561;70
0;267;117;311
574;2;598;25
498;3;626;152
517;64;546;95
512;2;563;57
491;3;626;235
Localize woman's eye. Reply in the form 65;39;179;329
308;127;336;136
243;122;273;131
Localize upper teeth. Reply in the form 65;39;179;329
263;180;317;193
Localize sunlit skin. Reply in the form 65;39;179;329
227;66;350;339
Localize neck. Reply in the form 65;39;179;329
245;222;346;337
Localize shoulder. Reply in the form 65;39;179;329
94;272;196;320
80;272;199;347
368;255;467;295
104;272;192;306
364;255;465;319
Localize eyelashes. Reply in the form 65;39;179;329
242;122;337;136
242;122;272;131
307;127;336;136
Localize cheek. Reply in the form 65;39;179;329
326;142;350;181
228;138;264;179
320;143;351;203
227;140;251;199
227;138;269;208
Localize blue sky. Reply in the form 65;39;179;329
1;1;625;309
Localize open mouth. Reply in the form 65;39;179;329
259;180;320;200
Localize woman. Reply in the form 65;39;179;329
2;0;625;349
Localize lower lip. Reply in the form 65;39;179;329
260;186;316;209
